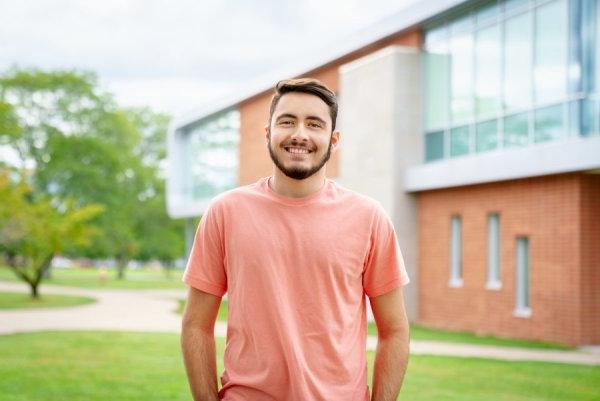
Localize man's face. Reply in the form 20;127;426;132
266;92;339;180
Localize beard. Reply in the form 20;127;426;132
267;134;333;180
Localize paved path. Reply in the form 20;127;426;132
1;281;599;366
0;281;186;334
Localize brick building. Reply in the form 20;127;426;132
167;0;600;345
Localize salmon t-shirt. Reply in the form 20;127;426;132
182;176;410;401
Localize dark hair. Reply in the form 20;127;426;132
269;78;338;131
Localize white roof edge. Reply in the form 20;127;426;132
404;136;600;192
172;0;467;129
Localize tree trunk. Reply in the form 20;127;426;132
31;253;54;299
116;254;128;280
30;282;39;299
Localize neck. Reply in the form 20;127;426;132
269;169;327;198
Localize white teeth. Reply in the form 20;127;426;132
286;147;310;154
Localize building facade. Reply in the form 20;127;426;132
168;0;600;345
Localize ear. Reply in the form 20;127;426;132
265;124;270;141
330;131;341;152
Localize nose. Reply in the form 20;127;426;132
290;124;309;143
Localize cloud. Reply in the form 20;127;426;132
0;0;420;115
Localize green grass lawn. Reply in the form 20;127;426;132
0;331;597;401
0;266;186;290
0;291;96;309
176;298;571;350
176;298;228;322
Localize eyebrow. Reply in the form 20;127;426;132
276;113;327;125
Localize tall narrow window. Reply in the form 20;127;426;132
534;0;568;105
449;215;463;287
424;26;450;132
504;11;533;112
475;23;501;119
514;236;531;317
450;25;474;125
486;213;501;289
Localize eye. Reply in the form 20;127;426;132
278;120;294;126
307;121;323;129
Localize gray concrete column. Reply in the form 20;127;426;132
338;45;422;322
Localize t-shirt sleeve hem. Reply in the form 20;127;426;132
182;273;226;297
366;276;410;298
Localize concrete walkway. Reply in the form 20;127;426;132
1;281;599;366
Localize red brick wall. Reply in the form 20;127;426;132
417;173;599;346
237;29;422;185
580;173;600;344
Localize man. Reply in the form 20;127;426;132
181;78;410;401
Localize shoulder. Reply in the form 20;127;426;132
329;179;383;214
329;181;394;232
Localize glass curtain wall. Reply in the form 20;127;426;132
583;0;600;134
423;0;599;162
182;109;240;202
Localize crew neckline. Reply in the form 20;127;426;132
261;176;330;206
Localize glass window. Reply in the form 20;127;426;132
450;215;463;287
504;11;533;112
476;119;499;152
596;0;600;92
515;236;531;315
475;23;501;118
575;0;596;94
425;24;447;45
503;112;529;147
425;38;450;131
505;0;530;14
184;109;239;202
450;32;475;124
422;0;587;163
450;12;474;35
487;213;501;289
578;99;600;136
534;104;564;142
425;131;445;161
534;0;568;104
476;0;500;26
569;100;581;137
450;126;470;156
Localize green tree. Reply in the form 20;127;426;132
0;68;185;281
0;69;147;279
126;107;185;275
0;170;103;297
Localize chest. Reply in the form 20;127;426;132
222;204;373;291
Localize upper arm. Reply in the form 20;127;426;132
362;204;410;298
182;203;228;297
369;287;409;339
182;286;222;334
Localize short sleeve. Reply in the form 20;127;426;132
362;203;410;298
181;202;227;297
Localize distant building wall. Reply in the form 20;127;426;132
581;173;600;344
417;172;600;345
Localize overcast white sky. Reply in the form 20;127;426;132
0;0;420;117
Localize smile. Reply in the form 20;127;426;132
284;147;312;154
